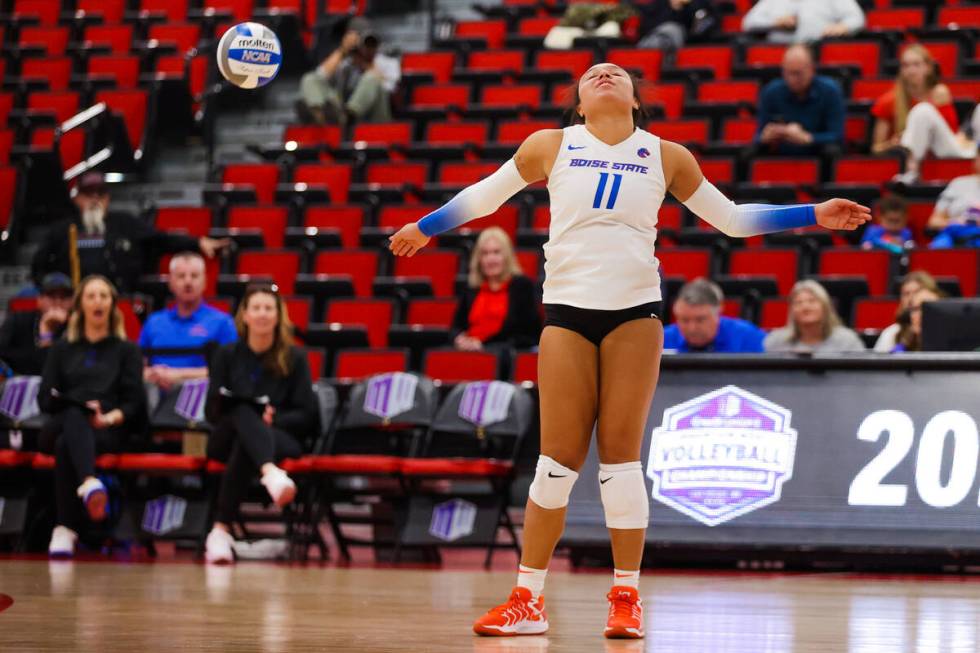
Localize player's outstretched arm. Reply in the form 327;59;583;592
662;140;870;237
388;130;559;257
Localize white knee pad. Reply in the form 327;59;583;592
528;455;579;510
599;461;649;529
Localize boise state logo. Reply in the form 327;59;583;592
637;147;650;158
647;385;798;527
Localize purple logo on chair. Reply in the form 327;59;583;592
647;385;798;527
458;381;515;428
174;379;209;423
429;498;477;542
0;376;41;422
141;495;187;536
363;372;418;420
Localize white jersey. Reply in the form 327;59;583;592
543;124;666;310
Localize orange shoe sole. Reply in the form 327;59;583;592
85;489;107;521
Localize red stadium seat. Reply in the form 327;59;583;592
283;296;311;333
204;0;254;22
88;56;141;89
227;206;288;249
851;79;893;103
378;206;432;231
607;49;663;82
481;85;541;108
148;24;202;55
938;6;980;29
854;298;899;331
303;347;326;379
28;91;80;123
237;250;301;294
920;159;973;182
819;249;892;296
536;50;594;78
83;24;134;55
155;55;209;101
722;298;743;319
744;44;786;67
647;84;685;120
648;120;709;145
658;204;682;231
96;90;147;152
908;250;978;297
721;117;758;144
454;20;506;49
365;162;429;187
904;201;933;245
845;115;870;149
468;50;525;74
406;298;458;327
18;26;69;55
303;206;364;249
394;250;461;297
424;350;498;383
21;58;72;91
334;349;409;379
517;16;559;37
516;249;540;280
283;124;341;148
759;298;789;330
13;0;59;24
512;351;538;384
31;127;85;172
751;159;819;185
697;81;758;104
676;46;732;80
140;0;189;21
729;249;799;296
656;248;712;281
866;8;924;30
402;52;455;84
326;299;394;348
497;120;556;145
155;207;213;238
294;163;351;203
458;204;519;243
427;121;489;146
222;163;280;204
351;122;412;146
314;250;379;298
948;79;980;101
698;158;735;184
821;41;880;79
834;157;901;184
412;84;470;110
439;162;502;185
0;167;17;231
0;130;12;165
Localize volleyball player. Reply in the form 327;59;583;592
389;63;870;639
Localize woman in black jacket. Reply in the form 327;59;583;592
204;284;318;564
39;275;145;557
453;227;541;352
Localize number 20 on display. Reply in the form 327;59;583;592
848;410;980;508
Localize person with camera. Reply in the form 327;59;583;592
296;20;400;127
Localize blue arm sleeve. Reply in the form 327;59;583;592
417;159;528;237
682;179;816;237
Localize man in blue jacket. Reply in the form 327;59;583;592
664;279;766;353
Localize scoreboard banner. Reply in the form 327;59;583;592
563;355;980;551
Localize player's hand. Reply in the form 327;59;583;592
262;405;275;426
815;199;872;231
199;236;231;258
388;223;430;257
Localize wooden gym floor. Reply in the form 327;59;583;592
3;558;980;652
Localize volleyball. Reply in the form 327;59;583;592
216;22;282;89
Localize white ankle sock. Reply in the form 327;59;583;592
613;568;640;589
517;564;548;597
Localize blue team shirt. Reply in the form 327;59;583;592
664;316;766;353
139;303;238;367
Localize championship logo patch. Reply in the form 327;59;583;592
363;372;418;420
458;381;515;428
0;377;40;423
141;495;187;536
174;379;209;423
429;498;477;542
647;385;797;527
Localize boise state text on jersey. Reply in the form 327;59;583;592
569;158;649;174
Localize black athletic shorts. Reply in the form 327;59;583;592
543;301;663;347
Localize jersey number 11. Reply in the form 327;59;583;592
593;173;623;210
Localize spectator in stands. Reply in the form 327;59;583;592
204;284;318;564
0;273;73;376
296;20;400;127
927;151;980;231
891;287;942;353
861;195;914;253
452;228;541;352
139;252;237;391
38;275;145;557
636;0;717;52
742;0;864;43
754;45;845;157
764;280;865;353
663;278;766;353
874;270;941;353
872;45;978;183
32;172;229;293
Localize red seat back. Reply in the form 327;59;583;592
335;349;408;379
406;298;458;327
751;159;819;184
819;249;892;296
237;251;300;294
156;207;213;238
351;122;412;145
760;298;789;330
303;206;363;249
227;206;288;249
730;249;799;295
536;50;594;77
294;163;351;203
222;163;280;204
84;24;134;55
314;251;378;297
481;85;541;108
326;300;394;348
394;250;461;297
18;26;69;55
656;249;711;281
427;121;488;146
96;90;147;151
21;58;72;91
821;41;880;79
908;249;978;297
676;46;732;80
424;350;498;383
513;351;538;384
402;52;455;84
88;56;141;89
854;298;899;330
455;20;506;49
834;157;901;184
468;50;525;73
607;49;662;82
